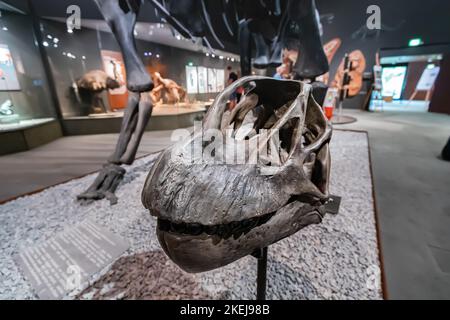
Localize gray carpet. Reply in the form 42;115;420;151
339;110;450;299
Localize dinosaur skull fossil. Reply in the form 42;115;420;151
142;76;332;273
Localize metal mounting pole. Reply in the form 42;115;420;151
255;247;268;300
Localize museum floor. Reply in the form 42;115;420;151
1;109;449;299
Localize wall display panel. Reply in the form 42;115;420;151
381;66;408;100
101;50;128;110
207;68;217;93
0;12;55;124
416;65;440;91
197;67;208;94
185;66;198;94
216;69;225;92
0;44;21;91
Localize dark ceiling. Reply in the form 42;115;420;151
2;0;450;58
1;0;240;53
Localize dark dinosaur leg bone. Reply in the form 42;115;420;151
77;163;126;205
78;92;142;205
239;19;252;77
288;0;329;80
109;92;140;164
78;1;155;205
252;32;270;69
95;0;153;92
269;11;288;68
120;93;153;164
269;38;283;68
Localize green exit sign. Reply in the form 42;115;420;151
409;38;423;47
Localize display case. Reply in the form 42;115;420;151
0;8;62;155
0;9;56;130
37;17;239;134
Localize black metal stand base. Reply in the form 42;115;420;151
252;247;268;300
248;195;341;301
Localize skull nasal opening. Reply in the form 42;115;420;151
219;78;305;166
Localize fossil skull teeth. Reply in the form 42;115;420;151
142;76;332;273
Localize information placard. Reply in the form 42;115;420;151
15;219;129;299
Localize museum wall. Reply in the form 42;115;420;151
0;11;56;120
41;20;239;118
316;0;450;92
429;54;450;115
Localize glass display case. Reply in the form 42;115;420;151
0;9;56;131
37;18;238;120
33;16;238;134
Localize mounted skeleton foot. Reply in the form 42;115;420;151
77;0;154;205
78;92;153;205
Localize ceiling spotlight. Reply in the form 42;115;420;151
43;41;49;47
47;35;52;39
231;58;235;62
211;54;216;58
62;52;67;56
67;28;73;34
156;54;160;58
53;44;58;48
1;27;7;31
175;34;182;40
219;55;224;60
82;56;86;60
206;53;209;57
53;38;59;43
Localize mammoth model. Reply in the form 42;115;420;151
142;76;332;272
76;70;120;114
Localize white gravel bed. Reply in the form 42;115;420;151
0;130;382;300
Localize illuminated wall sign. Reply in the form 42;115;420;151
408;38;423;47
